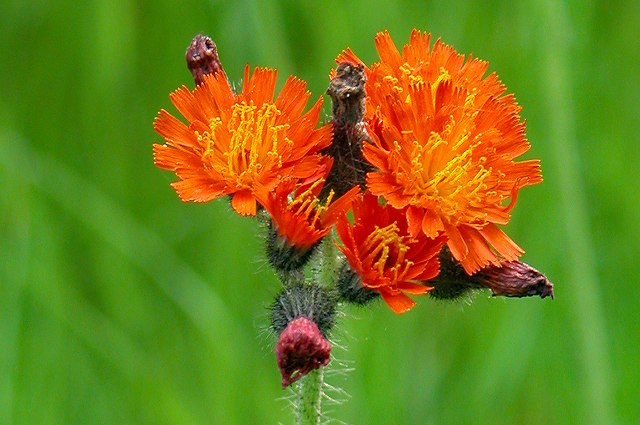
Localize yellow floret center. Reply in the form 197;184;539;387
289;179;334;228
362;223;414;283
197;101;292;189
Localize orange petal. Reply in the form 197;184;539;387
396;281;432;295
361;141;389;170
275;76;310;118
480;223;523;261
421;208;444;238
406;205;423;237
171;178;225;203
323;186;360;225
379;290;416;314
245;66;278;107
153;110;197;148
444;222;469;264
458;225;498;273
365;173;409;208
374;30;403;70
169;85;203;123
231;190;257;216
334;47;365;68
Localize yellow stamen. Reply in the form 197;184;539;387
288;180;334;228
398;120;493;224
362;223;411;279
430;67;451;108
198;117;223;159
210;101;286;188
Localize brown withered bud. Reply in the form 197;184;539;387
328;62;366;125
275;317;331;388
321;62;372;199
430;247;554;300
472;260;554;299
186;34;224;85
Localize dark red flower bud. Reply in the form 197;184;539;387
275;317;332;388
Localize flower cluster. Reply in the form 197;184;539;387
153;31;551;387
336;30;543;273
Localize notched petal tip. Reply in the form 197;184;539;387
380;290;417;314
231;191;257;216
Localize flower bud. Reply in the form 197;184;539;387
275;317;331;388
321;62;372;199
265;220;319;272
271;285;337;388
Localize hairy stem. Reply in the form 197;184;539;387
315;231;341;290
295;368;324;425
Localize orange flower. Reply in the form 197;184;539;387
257;178;360;250
337;30;542;273
335;193;446;314
153;65;332;216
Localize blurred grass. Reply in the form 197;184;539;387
1;0;639;424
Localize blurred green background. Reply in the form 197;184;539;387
1;0;638;424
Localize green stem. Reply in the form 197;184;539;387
315;230;341;290
291;234;339;423
295;368;324;425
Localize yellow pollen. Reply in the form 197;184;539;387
465;93;476;108
399;63;414;76
403;127;493;223
362;223;411;277
427;132;447;154
221;101;285;187
408;74;424;88
430;67;451;108
199;117;223;159
289;180;333;227
383;75;398;85
382;75;403;94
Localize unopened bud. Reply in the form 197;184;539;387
270;284;337;387
275;317;331;388
473;260;554;299
265;221;318;272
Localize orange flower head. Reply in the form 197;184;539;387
258;178;360;251
336;193;446;314
337;30;543;273
153;65;333;216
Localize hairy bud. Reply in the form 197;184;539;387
275;317;331;388
335;262;380;306
265;221;318;272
